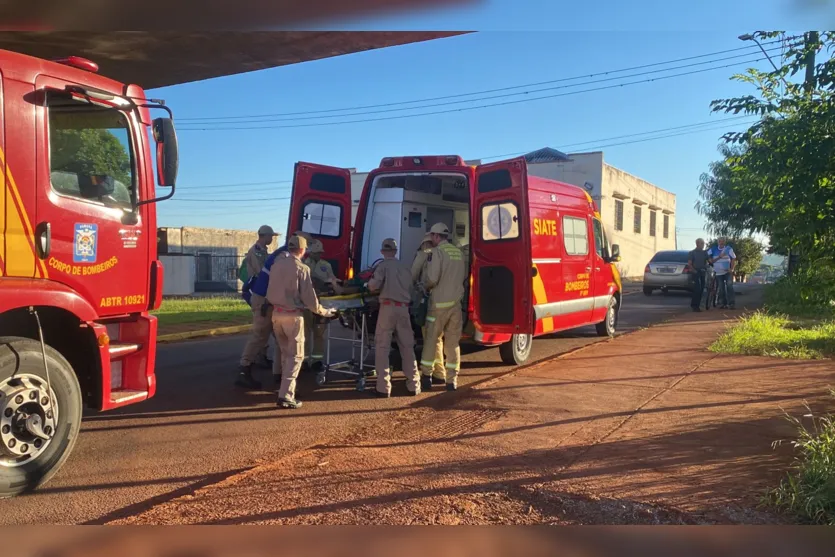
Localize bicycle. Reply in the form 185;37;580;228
704;266;718;310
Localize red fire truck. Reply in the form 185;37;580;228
0;50;178;497
286;155;623;366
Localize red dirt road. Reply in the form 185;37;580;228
115;306;835;525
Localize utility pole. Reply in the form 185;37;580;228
787;31;819;277
804;31;819;93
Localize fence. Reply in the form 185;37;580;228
162;253;247;295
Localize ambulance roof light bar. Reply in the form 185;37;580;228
54;56;99;73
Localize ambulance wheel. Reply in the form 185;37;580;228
596;296;619;337
0;337;82;499
315;371;327;386
499;334;533;366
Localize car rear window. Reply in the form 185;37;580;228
650;251;690;263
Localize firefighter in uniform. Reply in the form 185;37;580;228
419;223;467;391
241;224;277;369
411;233;446;384
367;238;421;397
267;235;335;409
302;240;340;371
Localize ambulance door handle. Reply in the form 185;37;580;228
585;266;591;272
594;267;600;272
35;222;51;259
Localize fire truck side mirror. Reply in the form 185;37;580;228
153;117;179;188
609;244;622;263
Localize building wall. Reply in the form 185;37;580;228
599;164;676;278
158;226;279;292
159;254;195;296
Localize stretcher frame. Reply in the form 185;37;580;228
316;293;379;391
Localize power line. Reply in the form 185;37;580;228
176;39;786;123
163;117;755;204
175;57;771;132
178;49;780;126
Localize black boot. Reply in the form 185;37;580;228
235;365;262;390
431;376;445;385
420;375;433;391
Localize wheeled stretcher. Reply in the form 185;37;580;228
316;292;380;391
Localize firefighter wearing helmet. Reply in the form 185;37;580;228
302;239;340;371
411;232;446;384
419;223;467;391
367;238;421;397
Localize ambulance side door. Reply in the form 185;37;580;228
288;162;352;279
471;158;534;335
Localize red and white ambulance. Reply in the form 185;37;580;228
285;155;623;365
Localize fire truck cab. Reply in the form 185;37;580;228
287;155;623;366
0;50;178;497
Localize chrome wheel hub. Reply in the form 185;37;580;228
515;334;530;353
0;374;58;467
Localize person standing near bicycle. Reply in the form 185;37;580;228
708;237;737;310
688;238;710;312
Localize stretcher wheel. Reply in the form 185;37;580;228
315;371;327;386
356;377;366;392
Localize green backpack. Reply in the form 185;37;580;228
238;259;248;283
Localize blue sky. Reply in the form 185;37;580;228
149;1;825;252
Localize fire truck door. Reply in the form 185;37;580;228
471;157;534;336
288;162;353;279
34;76;150;315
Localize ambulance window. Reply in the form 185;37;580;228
408;212;422;228
300;201;341;238
478;169;512;193
310;172;347;194
47;92;136;209
481;202;519;241
592;218;606;258
563;216;589;256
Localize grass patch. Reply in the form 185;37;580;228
151;296;250;326
710;312;835;360
768;395;835;525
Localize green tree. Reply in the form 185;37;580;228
51;128;131;186
698;31;835;266
731;237;764;281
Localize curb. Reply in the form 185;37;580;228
157;324;250;344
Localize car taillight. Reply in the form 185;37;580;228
645;264;651;273
683;265;691;273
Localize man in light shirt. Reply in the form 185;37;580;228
708;237;737;310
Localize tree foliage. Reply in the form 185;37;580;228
731;237;764;278
51;128;131;186
697;32;835;264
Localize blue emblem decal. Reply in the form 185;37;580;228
73;223;98;263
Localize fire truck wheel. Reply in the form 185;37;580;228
596;296;619;337
499;334;533;366
0;337;82;499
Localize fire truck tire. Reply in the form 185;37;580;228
595;296;619;337
499;334;533;366
0;337;82;499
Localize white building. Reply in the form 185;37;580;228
349;149;675;278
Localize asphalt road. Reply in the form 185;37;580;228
0;288;711;524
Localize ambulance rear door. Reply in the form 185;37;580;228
288;162;353;279
471;157;534;335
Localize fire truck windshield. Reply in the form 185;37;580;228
47;92;136;210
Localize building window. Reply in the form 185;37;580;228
197;253;212;282
481;202;520;241
562;216;589;256
633;206;642;234
614;200;624;231
649;211;657;237
663;214;670;238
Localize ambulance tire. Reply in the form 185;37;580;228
499;334;533;366
596;296;619;337
0;337;82;499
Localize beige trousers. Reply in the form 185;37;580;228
375;302;420;395
419;306;462;387
272;313;305;401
